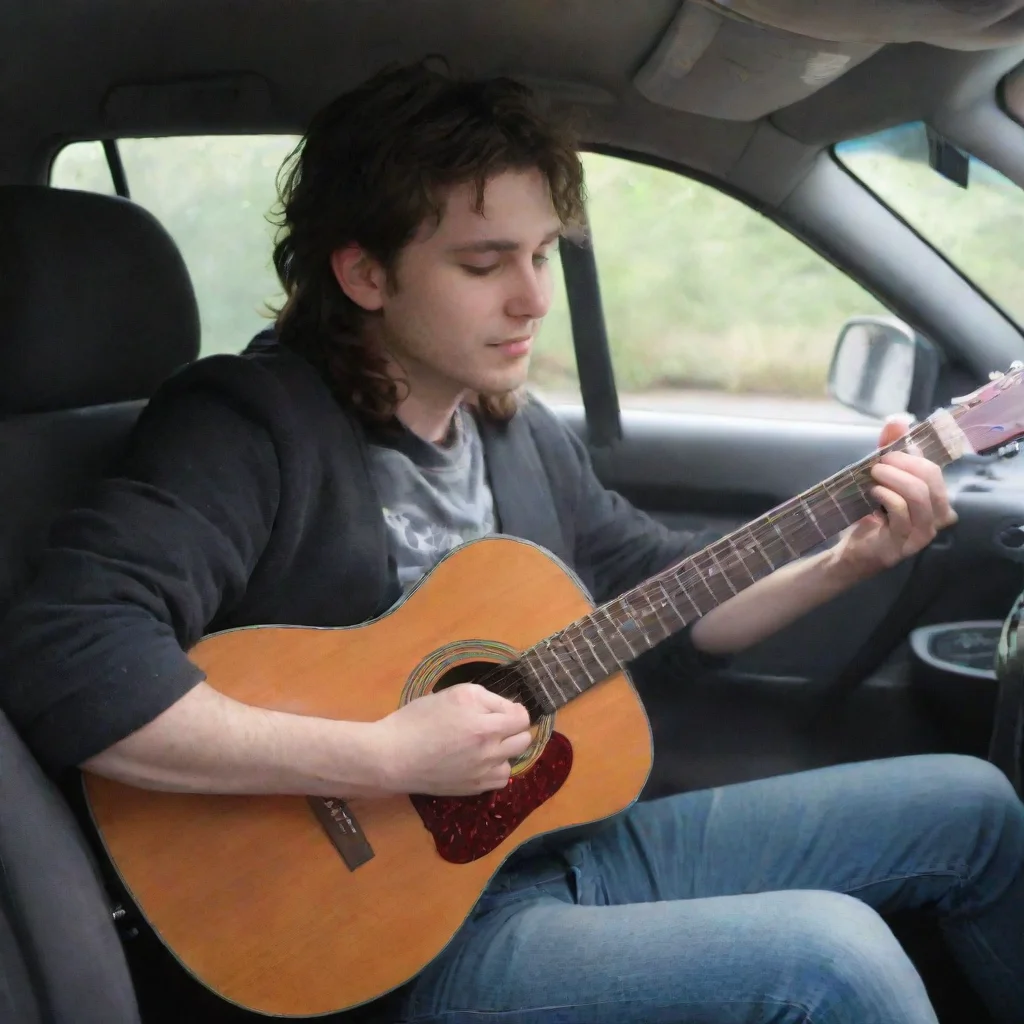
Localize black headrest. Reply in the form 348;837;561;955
0;186;200;415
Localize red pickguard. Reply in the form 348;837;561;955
410;732;573;863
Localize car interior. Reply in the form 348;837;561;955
5;1;1024;1021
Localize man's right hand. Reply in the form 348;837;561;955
372;683;534;796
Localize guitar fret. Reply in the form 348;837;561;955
820;502;854;535
609;602;639;658
657;580;688;624
848;468;871;505
591;607;624;663
770;518;798;558
579;622;610;673
822;477;851;525
548;640;581;693
709;545;738;596
755;534;776;571
675;570;704;617
800;497;829;542
562;633;597;684
643;588;671;633
692;553;735;607
733;531;759;583
696;561;718;602
530;650;559;709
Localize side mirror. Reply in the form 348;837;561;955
827;315;940;421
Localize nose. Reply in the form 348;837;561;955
506;259;551;321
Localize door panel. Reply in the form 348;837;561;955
556;405;1024;799
559;406;918;687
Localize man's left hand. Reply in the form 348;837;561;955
833;415;959;581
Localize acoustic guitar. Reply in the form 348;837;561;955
84;366;1024;1017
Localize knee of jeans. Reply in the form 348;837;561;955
934;756;1022;842
939;753;1016;800
785;892;930;1014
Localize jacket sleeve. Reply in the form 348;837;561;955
0;359;283;773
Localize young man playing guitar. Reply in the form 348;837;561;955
2;62;1023;1024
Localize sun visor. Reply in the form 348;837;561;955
101;73;278;135
634;3;879;120
699;1;1024;50
635;0;1024;121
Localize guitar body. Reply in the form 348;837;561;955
83;536;653;1017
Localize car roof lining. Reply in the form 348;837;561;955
2;1;1024;206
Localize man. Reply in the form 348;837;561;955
1;62;1022;1024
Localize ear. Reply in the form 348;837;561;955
330;244;387;312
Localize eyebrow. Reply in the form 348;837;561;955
448;227;562;255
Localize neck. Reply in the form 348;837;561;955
396;392;465;443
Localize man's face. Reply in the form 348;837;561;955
371;169;560;404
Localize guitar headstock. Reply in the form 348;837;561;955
950;361;1024;456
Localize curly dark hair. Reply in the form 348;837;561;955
271;60;586;424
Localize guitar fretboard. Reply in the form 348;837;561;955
509;414;961;714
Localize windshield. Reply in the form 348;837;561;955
835;121;1024;327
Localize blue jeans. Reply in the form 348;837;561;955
398;755;1024;1023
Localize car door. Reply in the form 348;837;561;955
537;149;1024;797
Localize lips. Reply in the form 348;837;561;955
492;336;532;357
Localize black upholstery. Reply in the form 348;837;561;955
0;184;201;1023
0;709;141;1024
0;882;43;1024
0;185;199;415
0;185;200;616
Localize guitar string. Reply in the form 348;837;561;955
468;418;964;705
474;423;949;703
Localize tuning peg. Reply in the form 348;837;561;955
990;370;1006;381
1012;361;1024;372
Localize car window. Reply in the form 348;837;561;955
52;140;889;422
53;137;296;357
577;152;887;422
835;122;1024;328
50;138;578;400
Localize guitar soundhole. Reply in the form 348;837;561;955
432;658;540;717
430;657;552;772
431;659;496;691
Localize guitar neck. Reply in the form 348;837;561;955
519;412;966;713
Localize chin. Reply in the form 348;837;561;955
476;367;531;396
477;382;526;403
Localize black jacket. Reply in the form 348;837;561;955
0;333;715;773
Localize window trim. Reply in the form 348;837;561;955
559;230;621;446
101;140;131;198
572;143;913;423
831;125;1024;335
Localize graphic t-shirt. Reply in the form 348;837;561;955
366;407;496;595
